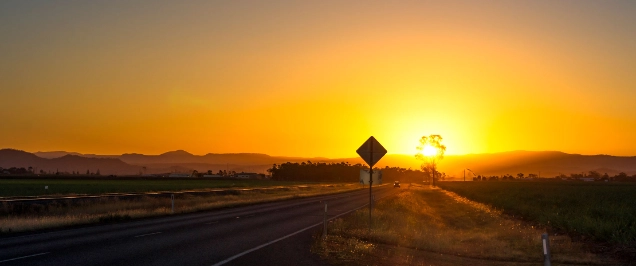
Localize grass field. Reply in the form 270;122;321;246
313;187;615;265
438;182;636;247
0;179;317;197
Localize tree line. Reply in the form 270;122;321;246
471;171;636;182
267;161;428;183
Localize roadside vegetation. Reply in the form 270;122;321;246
0;183;360;234
313;186;617;265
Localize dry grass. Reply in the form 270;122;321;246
313;186;619;265
0;183;360;234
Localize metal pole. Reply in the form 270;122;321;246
464;169;466;182
542;233;551;266
171;194;175;214
323;202;328;238
369;143;373;233
369;166;373;231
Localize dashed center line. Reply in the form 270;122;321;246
134;232;162;238
0;252;50;264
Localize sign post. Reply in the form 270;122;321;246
356;136;387;232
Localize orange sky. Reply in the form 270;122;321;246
1;1;635;158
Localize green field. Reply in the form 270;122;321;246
0;179;317;197
438;181;636;246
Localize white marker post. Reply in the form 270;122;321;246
372;195;375;210
171;194;175;214
323;202;328;238
542;233;551;266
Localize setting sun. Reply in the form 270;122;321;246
422;144;438;157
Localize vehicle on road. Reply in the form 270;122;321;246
394;181;400;188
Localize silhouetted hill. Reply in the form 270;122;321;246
437;151;636;180
34;151;84;159
1;149;139;175
33;151;116;159
119;151;296;165
0;149;44;165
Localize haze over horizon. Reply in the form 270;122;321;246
19;148;636;159
2;1;635;158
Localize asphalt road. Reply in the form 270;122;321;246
0;185;399;266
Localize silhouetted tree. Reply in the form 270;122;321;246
588;171;601;179
415;135;446;187
615;172;629;182
602;173;610;181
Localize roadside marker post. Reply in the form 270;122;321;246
171;194;175;214
323;202;328;238
372;195;375;210
356;136;387;233
542;233;551;266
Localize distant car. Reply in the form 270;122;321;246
393;181;400;188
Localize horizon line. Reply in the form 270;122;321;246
4;148;634;159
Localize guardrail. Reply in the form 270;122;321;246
0;185;319;204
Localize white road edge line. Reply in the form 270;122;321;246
211;203;369;266
134;232;162;238
0;252;50;264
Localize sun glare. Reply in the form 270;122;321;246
422;144;437;156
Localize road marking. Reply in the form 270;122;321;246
134;232;162;238
211;203;368;266
206;221;219;225
0;252;50;263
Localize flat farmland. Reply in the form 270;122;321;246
438;181;636;246
0;178;320;197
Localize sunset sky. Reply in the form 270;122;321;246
1;1;635;158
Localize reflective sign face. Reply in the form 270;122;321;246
356;136;387;167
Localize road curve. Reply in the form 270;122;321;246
0;185;399;266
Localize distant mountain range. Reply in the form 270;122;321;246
4;149;347;175
438;151;636;180
2;149;635;178
0;149;138;175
